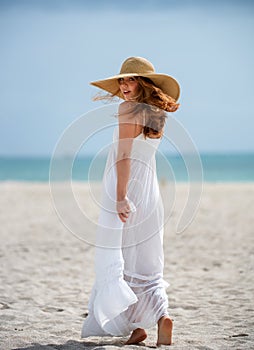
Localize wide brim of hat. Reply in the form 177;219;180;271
90;72;180;101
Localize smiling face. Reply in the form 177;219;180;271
118;76;140;101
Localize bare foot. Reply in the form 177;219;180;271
157;316;173;346
125;328;147;345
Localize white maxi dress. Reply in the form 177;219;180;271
81;124;169;337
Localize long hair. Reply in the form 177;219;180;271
93;76;180;139
128;77;180;139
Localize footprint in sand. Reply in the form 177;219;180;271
41;306;64;313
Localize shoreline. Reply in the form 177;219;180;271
1;180;254;184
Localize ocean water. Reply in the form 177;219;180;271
0;153;253;182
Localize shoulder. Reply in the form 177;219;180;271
117;102;137;139
118;101;136;120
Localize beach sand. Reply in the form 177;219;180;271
0;181;253;350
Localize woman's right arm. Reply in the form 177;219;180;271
116;102;136;222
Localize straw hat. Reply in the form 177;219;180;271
90;56;180;101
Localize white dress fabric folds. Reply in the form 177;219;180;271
81;125;169;337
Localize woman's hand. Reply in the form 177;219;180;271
116;196;136;223
116;197;132;223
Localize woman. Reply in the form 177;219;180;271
81;57;180;346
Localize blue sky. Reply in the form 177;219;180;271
0;0;254;156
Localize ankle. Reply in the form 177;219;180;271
134;327;145;332
158;315;171;326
